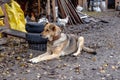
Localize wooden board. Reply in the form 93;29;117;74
0;27;26;39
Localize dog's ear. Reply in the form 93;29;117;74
49;24;61;36
53;25;61;36
44;22;49;27
50;24;56;31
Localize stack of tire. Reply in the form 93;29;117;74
25;22;47;51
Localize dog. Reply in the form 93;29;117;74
29;23;97;63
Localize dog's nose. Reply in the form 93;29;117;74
40;33;42;35
41;35;44;38
41;33;45;38
41;32;44;35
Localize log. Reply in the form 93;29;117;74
38;0;40;15
52;0;56;22
47;0;51;21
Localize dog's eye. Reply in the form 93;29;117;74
46;29;49;32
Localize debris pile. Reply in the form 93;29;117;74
24;0;83;26
57;0;83;25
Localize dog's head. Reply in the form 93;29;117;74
42;23;61;41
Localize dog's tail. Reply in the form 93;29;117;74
83;46;97;55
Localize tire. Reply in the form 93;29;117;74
26;22;45;33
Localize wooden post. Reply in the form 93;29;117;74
83;0;87;6
83;0;87;10
38;0;41;15
78;0;82;6
1;4;9;37
47;0;51;21
52;0;56;22
106;0;108;9
1;4;9;28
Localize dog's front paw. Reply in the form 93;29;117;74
72;52;81;57
29;57;40;63
72;53;78;57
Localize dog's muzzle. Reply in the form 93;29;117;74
41;33;48;39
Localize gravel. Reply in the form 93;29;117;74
0;11;120;80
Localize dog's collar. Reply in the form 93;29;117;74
53;34;61;41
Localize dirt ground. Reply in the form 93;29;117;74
0;11;120;80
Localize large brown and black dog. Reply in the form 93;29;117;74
29;23;96;63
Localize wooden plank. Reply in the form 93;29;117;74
52;0;56;22
57;0;66;18
0;27;26;39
